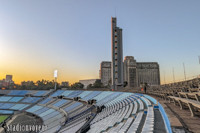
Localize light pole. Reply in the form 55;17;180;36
183;63;186;81
54;70;58;90
198;56;200;77
164;71;166;84
173;67;175;83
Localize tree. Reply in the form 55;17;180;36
36;80;55;90
87;84;93;89
92;80;104;88
71;82;84;89
60;82;69;88
21;81;37;90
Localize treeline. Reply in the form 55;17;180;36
11;79;108;90
86;80;105;89
18;80;65;90
1;79;110;90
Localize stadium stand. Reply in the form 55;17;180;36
148;77;200;118
0;89;172;133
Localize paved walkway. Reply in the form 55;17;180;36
150;95;200;133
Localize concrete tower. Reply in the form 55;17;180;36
111;17;123;90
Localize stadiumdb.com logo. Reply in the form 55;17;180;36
6;124;48;132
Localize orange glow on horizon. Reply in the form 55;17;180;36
13;77;80;85
0;55;99;85
0;71;98;85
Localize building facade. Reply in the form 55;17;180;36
123;56;160;88
0;75;14;89
79;79;99;89
124;56;137;87
111;17;123;90
6;75;12;82
99;61;111;86
136;62;160;86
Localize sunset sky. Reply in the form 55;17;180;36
0;0;200;84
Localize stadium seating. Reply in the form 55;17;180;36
148;81;200;118
0;90;172;133
168;96;200;117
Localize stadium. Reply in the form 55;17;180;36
1;76;200;133
1;1;200;133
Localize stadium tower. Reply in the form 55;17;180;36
111;17;123;90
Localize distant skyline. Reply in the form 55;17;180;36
1;0;200;84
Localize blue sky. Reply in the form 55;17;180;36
0;0;200;84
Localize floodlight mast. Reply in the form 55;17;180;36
54;70;58;90
173;67;175;83
183;63;186;81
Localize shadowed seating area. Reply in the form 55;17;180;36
0;89;171;133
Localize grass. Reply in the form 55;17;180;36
0;115;8;123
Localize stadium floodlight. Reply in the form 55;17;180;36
183;63;186;81
173;67;175;83
54;70;58;78
54;70;58;90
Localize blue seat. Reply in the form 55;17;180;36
53;99;69;107
10;104;29;110
61;91;74;97
34;107;49;114
93;91;113;102
82;91;102;101
42;111;60;121
78;91;92;98
9;97;24;102
39;109;55;117
26;105;43;113
64;102;82;112
51;90;65;97
97;92;121;105
0;103;14;109
40;98;52;104
0;110;14;114
31;97;41;103
22;97;40;103
34;91;47;96
67;91;83;98
8;90;29;96
0;96;12;102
